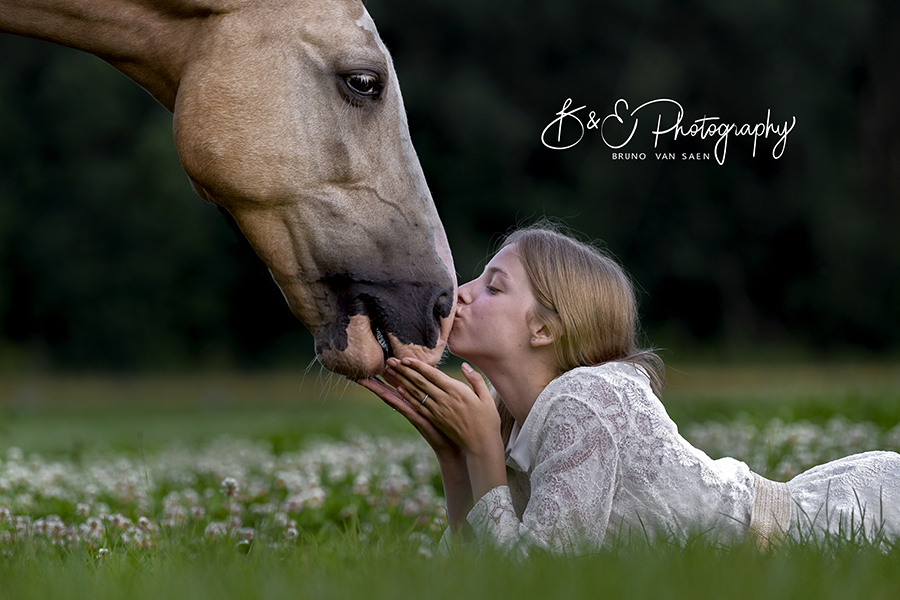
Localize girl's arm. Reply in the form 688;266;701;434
355;375;475;535
381;363;623;554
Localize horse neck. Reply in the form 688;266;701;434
0;0;226;110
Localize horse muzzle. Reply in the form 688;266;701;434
313;275;455;377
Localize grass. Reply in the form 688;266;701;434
663;360;900;427
0;371;407;456
1;361;899;599
1;534;898;600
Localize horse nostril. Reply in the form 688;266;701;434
432;289;453;323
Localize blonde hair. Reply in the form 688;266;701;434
493;223;665;444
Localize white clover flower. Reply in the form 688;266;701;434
249;502;276;516
182;488;201;505
272;511;290;528
130;530;152;550
137;516;155;533
48;516;66;539
353;473;370;495
284;526;299;542
204;521;228;540
220;477;240;498
33;518;49;536
108;513;132;531
0;430;462;553
282;486;326;513
14;493;34;509
401;498;421;517
80;518;104;541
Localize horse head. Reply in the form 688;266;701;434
1;0;457;377
172;1;457;377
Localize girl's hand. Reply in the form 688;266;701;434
381;357;501;458
355;375;463;461
355;371;477;532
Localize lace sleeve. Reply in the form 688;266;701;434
466;389;619;554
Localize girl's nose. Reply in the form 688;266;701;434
456;281;474;305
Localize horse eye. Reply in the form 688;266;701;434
343;72;383;101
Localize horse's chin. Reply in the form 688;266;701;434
316;314;450;378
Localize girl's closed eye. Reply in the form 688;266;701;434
486;285;500;294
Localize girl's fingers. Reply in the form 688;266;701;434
399;357;453;385
381;368;406;390
386;358;444;401
396;385;434;416
357;375;432;419
383;366;417;396
357;378;404;408
461;363;491;399
358;378;428;420
355;378;458;456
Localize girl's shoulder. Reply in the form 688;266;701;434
548;361;652;397
524;362;657;456
533;361;652;422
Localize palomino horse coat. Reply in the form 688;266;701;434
0;0;457;377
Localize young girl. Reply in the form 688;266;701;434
358;225;900;554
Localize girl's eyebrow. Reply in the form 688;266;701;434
486;266;509;279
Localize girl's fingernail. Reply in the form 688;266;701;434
461;363;472;372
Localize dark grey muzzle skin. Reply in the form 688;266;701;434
315;273;455;359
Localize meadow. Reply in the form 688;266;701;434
1;360;899;599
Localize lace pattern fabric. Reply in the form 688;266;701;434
465;362;754;553
787;451;900;542
461;362;900;554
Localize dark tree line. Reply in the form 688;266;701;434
1;0;898;370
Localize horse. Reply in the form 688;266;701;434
0;0;456;378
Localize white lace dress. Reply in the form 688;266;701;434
461;362;900;554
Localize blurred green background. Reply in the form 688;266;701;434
1;0;899;372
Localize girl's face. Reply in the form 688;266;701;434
448;245;540;365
